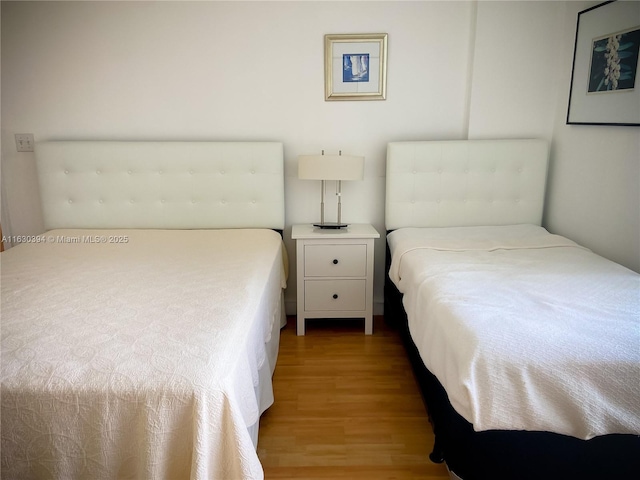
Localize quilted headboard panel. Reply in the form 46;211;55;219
36;141;285;230
385;139;549;230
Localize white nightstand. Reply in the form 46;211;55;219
292;224;380;335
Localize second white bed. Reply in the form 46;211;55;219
388;224;640;440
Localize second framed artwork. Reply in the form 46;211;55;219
324;33;388;101
567;1;640;126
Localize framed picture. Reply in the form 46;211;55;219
324;33;388;101
567;1;640;126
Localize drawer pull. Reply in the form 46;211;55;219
332;294;339;299
332;259;339;265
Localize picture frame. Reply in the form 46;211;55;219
567;1;640;126
324;33;388;101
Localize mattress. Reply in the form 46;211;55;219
1;228;286;480
387;224;640;440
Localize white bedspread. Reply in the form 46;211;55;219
388;224;640;440
1;229;286;480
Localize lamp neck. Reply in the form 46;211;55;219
336;180;342;224
320;180;325;225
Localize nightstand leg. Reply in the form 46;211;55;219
297;316;305;336
365;315;373;335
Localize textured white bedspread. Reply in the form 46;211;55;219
1;229;286;480
388;225;640;440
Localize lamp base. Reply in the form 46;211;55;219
313;222;349;229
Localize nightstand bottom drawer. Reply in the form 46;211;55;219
304;279;366;311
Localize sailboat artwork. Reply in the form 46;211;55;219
324;33;387;101
343;54;370;82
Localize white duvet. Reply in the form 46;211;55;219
1;229;286;480
388;224;640;440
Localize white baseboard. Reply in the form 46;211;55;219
284;299;296;316
374;298;384;315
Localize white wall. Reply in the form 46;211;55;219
1;0;476;313
2;1;637;316
545;0;640;273
468;0;565;141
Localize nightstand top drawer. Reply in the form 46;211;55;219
304;244;367;277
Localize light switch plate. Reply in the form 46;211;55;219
15;133;34;152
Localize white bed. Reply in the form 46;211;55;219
385;139;640;479
1;141;286;480
388;224;640;439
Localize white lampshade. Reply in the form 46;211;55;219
298;154;364;181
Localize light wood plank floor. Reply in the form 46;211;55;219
258;316;450;479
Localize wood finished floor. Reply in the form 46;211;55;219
257;316;450;479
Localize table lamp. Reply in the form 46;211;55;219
298;151;364;229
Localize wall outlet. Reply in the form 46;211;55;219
15;133;34;152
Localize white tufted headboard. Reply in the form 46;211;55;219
385;139;549;230
36;141;285;230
